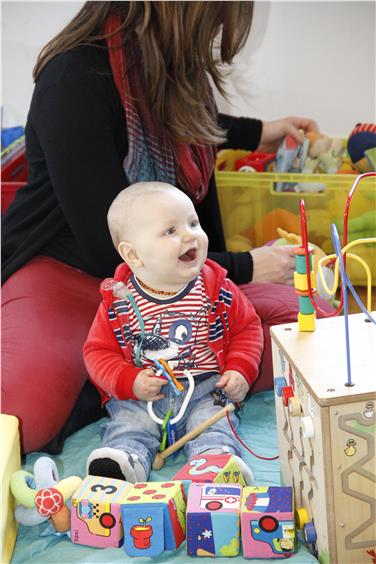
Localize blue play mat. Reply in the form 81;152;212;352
11;391;318;563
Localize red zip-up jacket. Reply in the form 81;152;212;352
83;259;263;404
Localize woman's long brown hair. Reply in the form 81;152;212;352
33;1;253;144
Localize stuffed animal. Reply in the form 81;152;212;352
10;456;81;532
365;147;376;170
334;209;376;241
244;208;302;248
305;132;331;159
304;133;345;174
347;123;376;172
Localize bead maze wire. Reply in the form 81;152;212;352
300;171;376;387
299;171;376;316
226;174;375;459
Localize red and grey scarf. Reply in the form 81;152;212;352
105;15;216;203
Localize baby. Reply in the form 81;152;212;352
84;182;263;484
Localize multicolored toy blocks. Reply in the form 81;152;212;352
186;483;242;557
241;486;295;558
294;246;316;332
70;475;131;548
120;481;186;557
172;453;246;495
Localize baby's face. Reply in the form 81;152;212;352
130;190;208;289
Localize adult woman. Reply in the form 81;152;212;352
2;1;334;453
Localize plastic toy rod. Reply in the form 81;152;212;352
152;403;235;470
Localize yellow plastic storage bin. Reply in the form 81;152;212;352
215;150;376;285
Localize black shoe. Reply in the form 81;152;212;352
88;457;126;481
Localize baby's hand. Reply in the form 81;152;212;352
216;370;249;402
133;368;167;401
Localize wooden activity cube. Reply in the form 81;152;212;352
70;475;131;548
271;312;376;564
186;483;242;557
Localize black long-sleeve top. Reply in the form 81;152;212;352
2;44;262;284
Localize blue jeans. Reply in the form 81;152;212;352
100;373;241;478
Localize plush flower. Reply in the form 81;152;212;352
35;488;64;516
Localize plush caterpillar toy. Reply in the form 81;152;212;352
10;456;81;532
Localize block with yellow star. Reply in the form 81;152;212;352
186;482;242;557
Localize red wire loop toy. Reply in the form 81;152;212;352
299;172;376;317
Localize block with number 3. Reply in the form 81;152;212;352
70;475;131;548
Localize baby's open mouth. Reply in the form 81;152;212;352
179;248;197;262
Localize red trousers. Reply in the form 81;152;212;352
1;256;335;453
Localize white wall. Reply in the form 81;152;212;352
217;1;376;137
1;1;83;126
2;1;375;137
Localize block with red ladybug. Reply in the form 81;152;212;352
70;475;131;548
172;453;246;496
186;483;243;557
241;486;295;558
120;481;186;557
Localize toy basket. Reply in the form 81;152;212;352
215;150;376;285
1;140;27;213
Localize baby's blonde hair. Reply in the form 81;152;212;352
107;181;183;248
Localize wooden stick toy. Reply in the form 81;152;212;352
152;403;235;470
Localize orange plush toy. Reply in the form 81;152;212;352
244;209;301;248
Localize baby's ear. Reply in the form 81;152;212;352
118;241;143;268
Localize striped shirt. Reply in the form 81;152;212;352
115;273;219;377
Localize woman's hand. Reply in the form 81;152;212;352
250;246;296;285
257;117;319;153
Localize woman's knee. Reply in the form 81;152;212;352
1;257;101;452
240;282;335;325
241;283;336;393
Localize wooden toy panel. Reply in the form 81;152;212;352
272;313;376;564
272;343;334;561
271;312;375;405
329;400;376;564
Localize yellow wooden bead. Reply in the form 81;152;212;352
294;271;316;292
295;507;310;529
298;312;316;332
